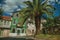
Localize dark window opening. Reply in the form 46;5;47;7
12;28;15;33
22;29;24;33
16;14;18;17
17;30;20;35
14;20;16;24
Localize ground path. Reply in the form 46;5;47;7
0;36;47;40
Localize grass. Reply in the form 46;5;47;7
36;34;60;40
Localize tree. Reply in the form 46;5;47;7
53;16;60;34
0;8;3;19
19;0;55;35
43;17;55;34
42;15;60;34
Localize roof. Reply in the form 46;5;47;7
2;16;12;21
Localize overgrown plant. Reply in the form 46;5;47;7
19;0;55;36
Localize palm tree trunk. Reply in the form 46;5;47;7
35;16;41;35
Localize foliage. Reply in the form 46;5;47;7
18;0;56;35
0;8;3;19
19;0;55;26
42;15;60;34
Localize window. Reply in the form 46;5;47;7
16;14;18;17
17;30;20;35
12;28;15;33
7;21;9;25
14;20;16;24
22;29;24;33
4;20;6;25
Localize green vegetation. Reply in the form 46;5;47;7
42;15;60;34
0;8;3;19
19;0;55;35
0;7;3;36
36;34;60;40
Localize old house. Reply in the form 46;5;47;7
9;12;26;36
0;16;11;37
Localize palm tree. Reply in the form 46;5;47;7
19;0;55;35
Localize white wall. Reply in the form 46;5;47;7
27;23;36;35
0;20;11;28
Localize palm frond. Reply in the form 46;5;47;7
33;0;36;5
41;0;48;7
22;7;32;11
19;7;33;27
33;0;41;5
46;5;56;11
24;1;33;8
19;12;32;27
42;9;53;16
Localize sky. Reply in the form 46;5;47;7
0;0;60;17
